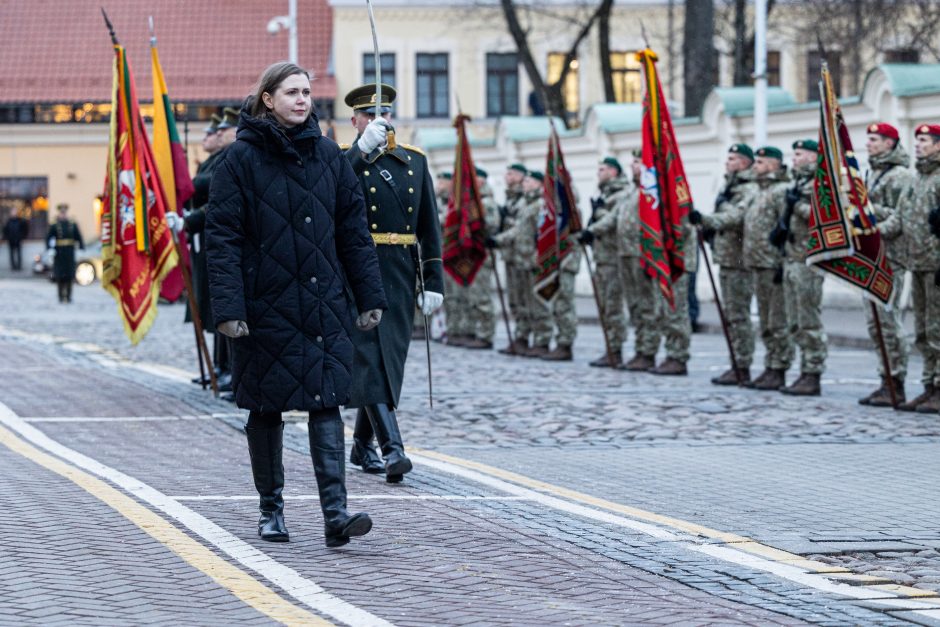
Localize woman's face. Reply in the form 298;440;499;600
263;73;312;128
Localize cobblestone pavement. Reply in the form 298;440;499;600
1;278;939;624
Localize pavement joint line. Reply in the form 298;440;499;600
0;402;394;627
0;408;329;627
171;494;534;501
410;448;938;606
22;415;218;423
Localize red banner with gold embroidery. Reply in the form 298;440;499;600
442;114;487;286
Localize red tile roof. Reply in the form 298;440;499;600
0;0;335;104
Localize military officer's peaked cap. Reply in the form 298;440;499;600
756;146;783;160
526;170;544;182
475;166;488;178
792;139;818;152
437;171;452;180
728;143;754;161
344;83;396;114
205;113;222;134
868;123;899;140
915;124;940;138
600;156;623;173
217;107;240;130
508;163;527;174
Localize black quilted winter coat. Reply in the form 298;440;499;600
206;110;387;413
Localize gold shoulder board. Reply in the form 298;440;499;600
400;143;426;157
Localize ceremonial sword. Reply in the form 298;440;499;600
365;0;396;150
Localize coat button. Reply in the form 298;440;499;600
406;225;411;231
372;223;378;229
310;276;317;284
408;206;413;213
315;394;321;401
408;187;414;193
371;205;378;212
370;187;376;193
408;170;413;176
296;159;302;166
364;170;370;176
316;336;323;342
305;217;311;224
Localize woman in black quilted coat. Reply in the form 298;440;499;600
206;62;387;547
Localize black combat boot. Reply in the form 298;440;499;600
365;403;413;483
349;408;384;474
244;424;289;542
308;412;373;548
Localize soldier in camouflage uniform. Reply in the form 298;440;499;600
488;171;553;357
777;139;827;396
856;123;911;406
578;157;629;367
497;164;530;355
897;124;940;414
743;146;793;390
460;168;499;349
542;226;581;362
617;152;662;371
691;144;758;385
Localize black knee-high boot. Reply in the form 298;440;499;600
244;423;289;542
364;403;413;483
349;408;384;474
308;410;372;547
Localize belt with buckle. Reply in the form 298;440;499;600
371;232;416;246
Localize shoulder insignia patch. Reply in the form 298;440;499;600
400;143;426;157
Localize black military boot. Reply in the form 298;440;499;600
868;377;905;408
898;384;935;412
349;408;384;474
711;367;750;386
365;403;413;483
308;413;373;548
244;424;289;542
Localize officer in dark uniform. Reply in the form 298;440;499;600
185;113;226;385
342;83;444;483
46;203;84;303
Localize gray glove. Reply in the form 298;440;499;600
217;320;249;338
356;309;383;331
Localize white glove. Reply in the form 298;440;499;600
416;291;444;316
356;308;383;331
164;212;183;234
358;119;389;154
217;320;249;338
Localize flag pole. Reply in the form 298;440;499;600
869;302;898;408
696;228;742;383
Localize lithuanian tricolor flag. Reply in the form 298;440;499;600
101;39;178;345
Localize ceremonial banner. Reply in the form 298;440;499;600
806;64;893;305
535;125;581;303
151;34;194;303
636;48;692;309
101;42;178;345
442;114;487;286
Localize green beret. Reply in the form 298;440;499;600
729;143;754;161
631;148;642;158
792;139;819;152
756;146;783;160
475;166;488;179
526;170;544;182
508;163;527;174
437;171;452;180
600;157;623;174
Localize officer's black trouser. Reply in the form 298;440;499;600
57;279;72;303
8;243;21;271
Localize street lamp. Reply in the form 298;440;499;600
266;0;298;65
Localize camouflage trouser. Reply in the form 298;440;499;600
864;269;908;379
752;268;793;370
654;272;691;363
466;263;496;342
509;263;552;347
444;273;473;337
719;266;755;369
549;270;578;347
784;261;827;374
910;270;940;387
595;262;626;349
619;255;660;357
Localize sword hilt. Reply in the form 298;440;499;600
387;128;397;151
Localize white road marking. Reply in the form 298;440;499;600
171;494;533;502
23;415;217;423
0;403;393;627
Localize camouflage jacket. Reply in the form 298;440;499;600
479;183;501;236
744;167;790;269
700;168;758;269
785;163;814;263
436;191;450;224
866;145;912;268
615;178;641;258
899;152;940;272
502;187;524;233
494;188;542;268
588;175;633;265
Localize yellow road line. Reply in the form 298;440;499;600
0;423;331;627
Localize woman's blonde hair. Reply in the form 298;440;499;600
249;62;311;118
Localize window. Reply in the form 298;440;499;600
416;53;449;118
807;50;841;100
609;52;642;103
547;52;580;121
362;52;396;87
885;49;919;63
766;51;781;87
486;53;519;117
